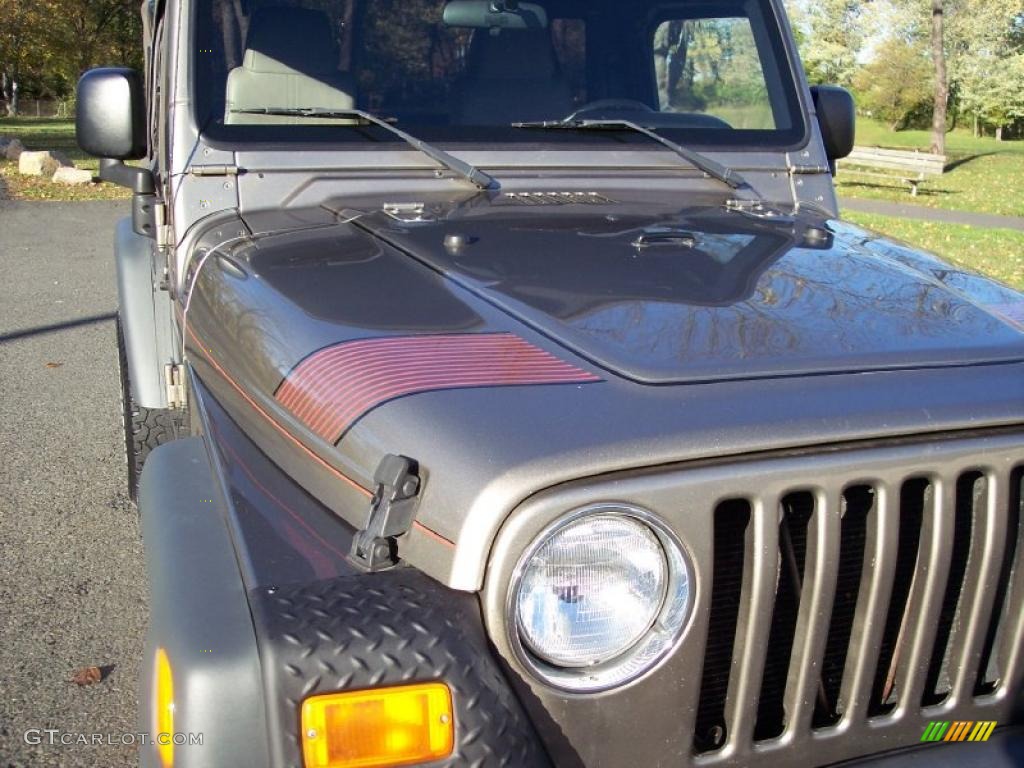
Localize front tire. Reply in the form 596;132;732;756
116;315;188;502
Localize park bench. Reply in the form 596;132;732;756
837;146;947;196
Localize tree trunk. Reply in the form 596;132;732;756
996;126;1004;142
1;72;10;117
930;0;947;156
973;113;979;138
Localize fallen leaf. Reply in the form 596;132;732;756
45;362;63;369
71;666;102;686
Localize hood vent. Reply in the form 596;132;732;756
500;191;615;206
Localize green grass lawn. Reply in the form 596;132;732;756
837;118;1024;219
0;117;129;200
844;211;1024;291
855;118;1024;157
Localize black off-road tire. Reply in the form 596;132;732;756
117;315;189;502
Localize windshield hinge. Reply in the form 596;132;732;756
188;164;240;177
165;363;187;409
789;164;831;176
348;455;421;573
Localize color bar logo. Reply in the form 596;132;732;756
921;721;997;743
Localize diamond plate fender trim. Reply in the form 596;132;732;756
248;569;553;768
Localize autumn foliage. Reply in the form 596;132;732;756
0;0;142;116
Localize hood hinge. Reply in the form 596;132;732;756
348;455;421;573
165;363;187;409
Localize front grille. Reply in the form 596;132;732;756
689;436;1024;766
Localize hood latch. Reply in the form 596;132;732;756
348;455;421;572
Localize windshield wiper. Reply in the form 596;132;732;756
233;107;497;190
512;118;749;191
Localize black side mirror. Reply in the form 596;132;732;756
77;67;147;160
77;68;157;238
810;85;855;168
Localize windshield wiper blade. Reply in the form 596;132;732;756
512;118;748;190
234;107;497;190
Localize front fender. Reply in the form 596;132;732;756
138;437;270;768
138;382;554;767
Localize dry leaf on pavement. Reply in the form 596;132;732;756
70;666;103;686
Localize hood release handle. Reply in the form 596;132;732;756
348;454;421;573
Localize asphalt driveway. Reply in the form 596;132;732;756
0;200;145;766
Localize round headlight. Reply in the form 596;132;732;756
517;515;667;666
510;506;692;692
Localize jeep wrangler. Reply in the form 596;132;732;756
75;0;1024;765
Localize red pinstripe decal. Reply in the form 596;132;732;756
275;333;601;443
187;327;373;497
413;520;456;548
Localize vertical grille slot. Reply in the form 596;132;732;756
813;485;873;728
694;500;752;754
868;478;930;716
976;466;1024;695
923;472;983;706
753;492;814;741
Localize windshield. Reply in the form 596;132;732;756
194;0;806;149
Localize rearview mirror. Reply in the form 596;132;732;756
443;0;548;29
77;67;147;160
810;85;856;169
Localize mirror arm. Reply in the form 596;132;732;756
99;159;159;239
99;158;154;194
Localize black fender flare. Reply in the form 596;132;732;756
137;437;270;768
250;570;553;768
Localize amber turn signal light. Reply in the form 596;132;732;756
154;648;175;768
301;682;454;768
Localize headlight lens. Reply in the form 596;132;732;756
517;516;667;666
510;506;693;692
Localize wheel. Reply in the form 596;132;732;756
116;315;188;502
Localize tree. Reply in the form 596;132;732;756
953;0;1024;139
854;37;933;129
929;0;948;154
883;0;1024;144
869;0;953;151
785;0;866;86
0;0;58;115
0;0;141;115
48;0;142;98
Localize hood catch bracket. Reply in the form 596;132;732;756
348;455;421;573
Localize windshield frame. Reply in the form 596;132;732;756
188;0;812;156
